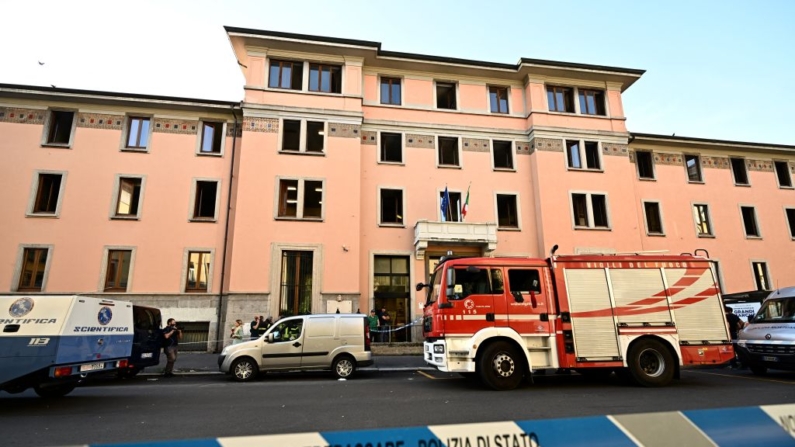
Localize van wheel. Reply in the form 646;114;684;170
34;383;76;398
231;358;258;382
627;339;674;387
749;364;767;375
478;341;525;391
332;355;356;379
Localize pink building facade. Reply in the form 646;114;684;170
1;27;793;348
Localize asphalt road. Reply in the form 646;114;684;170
1;368;794;447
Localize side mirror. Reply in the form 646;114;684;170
267;333;276;343
416;282;427;291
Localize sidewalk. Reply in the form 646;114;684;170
142;350;430;376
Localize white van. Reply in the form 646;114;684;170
218;313;373;381
736;287;795;375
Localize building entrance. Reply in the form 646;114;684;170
373;255;410;342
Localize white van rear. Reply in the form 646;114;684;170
218;313;373;381
737;287;795;375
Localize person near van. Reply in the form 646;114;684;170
258;316;272;338
725;306;745;368
378;307;391;342
368;310;379;342
250;316;260;340
162;318;182;378
231;320;244;345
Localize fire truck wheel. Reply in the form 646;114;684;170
627;339;674;387
479;342;525;391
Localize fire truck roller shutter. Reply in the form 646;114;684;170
665;268;727;343
564;269;621;360
608;269;674;326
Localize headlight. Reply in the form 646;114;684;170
221;347;229;356
433;345;445;354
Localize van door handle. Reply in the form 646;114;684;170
292;342;301;348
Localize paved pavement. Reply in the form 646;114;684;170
142;351;431;376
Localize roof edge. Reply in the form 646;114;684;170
224;26;382;50
631;132;795;150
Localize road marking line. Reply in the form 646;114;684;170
416;370;460;380
686;370;795;385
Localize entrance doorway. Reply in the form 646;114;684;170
279;251;313;316
373;255;410;342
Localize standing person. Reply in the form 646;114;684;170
378;307;391;343
250;315;260;340
162;318;182;378
231;319;244;345
367;310;379;342
258;316;271;338
725;306;745;368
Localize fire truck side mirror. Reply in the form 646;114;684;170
416;282;427;291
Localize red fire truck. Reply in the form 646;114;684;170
419;247;734;390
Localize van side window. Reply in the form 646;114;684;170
272;319;304;341
508;269;542;294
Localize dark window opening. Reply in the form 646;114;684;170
303;180;323;219
731;158;749;185
380;132;402;163
380;77;401;105
306;121;324;153
436;82;457;109
33;174;62;214
572;194;588;227
578;89;606;115
308;64;342;93
47;111;74;144
268;60;303;90
592;194;608;228
787;209;795;238
280;251;313;316
584;141;600;169
438;137;459;166
685;155;702;182
636;151;655;179
193;181;218;219
508;269;541;294
546;86;574;113
18;248;48;292
380;189;404;225
489;86;509;114
282;120;301;151
497;194;518;228
493;140;513;169
775;161;792;187
741;206;760;237
116;178;142;216
278;179;299;218
644;202;663;234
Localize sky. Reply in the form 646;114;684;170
1;0;793;145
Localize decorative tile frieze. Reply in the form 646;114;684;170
77;113;123;130
516;141;532;155
746;159;774;172
653;152;683;166
462;138;489;152
328;123;361;139
0;107;45;125
602;143;628;157
361;130;377;145
226;123;242;137
153;118;199;134
533;137;563;152
701;156;730;170
243;117;278;133
789;162;795;174
629;150;636;163
406;134;435;149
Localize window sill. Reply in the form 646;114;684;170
638;177;656;182
435;107;458;112
493;167;516;172
687;180;705;185
574;226;612;231
567;167;604;173
41;143;72;149
546;110;577;116
111;215;140;221
197;152;223;157
379;102;403;108
734;183;751;187
378;223;406;228
26;213;59;218
697;234;715;238
185;289;209;294
745;236;763;240
646;232;666;237
252;85;350;98
275;217;324;222
497;226;521;231
378;161;405;166
779;186;795;190
122;147;148;153
437;164;462;169
190;218;218;223
278;150;326;157
490;111;510;115
103;289;129;293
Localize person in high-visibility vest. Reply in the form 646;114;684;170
258;316;272;338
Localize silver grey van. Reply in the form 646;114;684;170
218;314;373;381
736;287;795;375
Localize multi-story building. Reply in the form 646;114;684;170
1;27;792;349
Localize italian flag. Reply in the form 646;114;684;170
461;185;470;221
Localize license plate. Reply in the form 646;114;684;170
141;353;153;359
79;362;105;372
762;356;779;362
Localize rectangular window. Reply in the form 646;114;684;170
126;117;150;149
308;64;342;93
104;250;132;292
566;140;600;170
787;208;795;238
185;251;210;292
115;178;142;217
439;191;462;222
496;194;518;228
200;122;224;154
46;110;75;145
436;82;457;110
741;206;760;237
685;155;702;182
571;193;609;229
546;86;574;113
278;179;323;220
18;248;48;292
438;137;459;166
775;161;792;188
644;202;664;235
32;173;62;214
693;204;713;236
380;189;404;225
752;261;770;291
268;59;303;90
306;121;325;153
493;140;513;169
636;151;655;179
282;119;301;151
730;158;749;185
380;77;401;105
577;89;606;115
489;86;509;114
193;181;218;220
279;251;313;316
380;132;402;163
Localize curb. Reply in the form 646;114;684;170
140;366;435;377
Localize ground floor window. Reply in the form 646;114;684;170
279;251;313;316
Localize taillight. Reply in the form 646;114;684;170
364;326;371;351
53;366;72;377
117;359;129;369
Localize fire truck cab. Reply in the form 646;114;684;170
420;251;734;390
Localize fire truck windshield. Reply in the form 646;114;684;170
426;269;443;305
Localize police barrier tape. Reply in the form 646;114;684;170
89;404;795;447
370;316;424;334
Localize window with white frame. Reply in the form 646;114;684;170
280;119;325;153
43;110;76;146
185;251;211;292
439;191;462;222
308;63;342;94
565;140;601;170
380;77;402;105
268;59;303;90
124;116;151;150
114;177;142;218
775;161;793;188
741;206;760;238
438;137;460;167
192;180;219;221
380;188;404;225
380;132;402;163
199;121;224;155
643;201;664;235
730;158;749;185
277;179;324;220
685;154;703;182
17;247;49;292
436;82;457;110
493;140;514;170
577;89;606;116
30;172;64;216
546;86;574;113
104;249;132;292
752;261;770;291
571;193;609;229
693;203;713;236
496;194;519;228
489;86;509;114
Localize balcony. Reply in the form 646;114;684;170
413;220;498;259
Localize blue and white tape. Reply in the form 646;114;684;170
90;404;795;447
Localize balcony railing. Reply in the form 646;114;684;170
413;220;498;259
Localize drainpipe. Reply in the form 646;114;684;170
215;104;241;352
